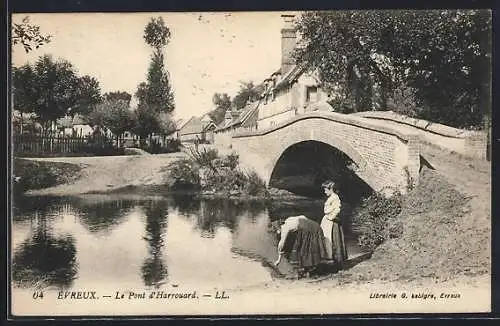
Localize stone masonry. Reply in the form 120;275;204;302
229;111;421;195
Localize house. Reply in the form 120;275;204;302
213;14;333;150
214;101;260;148
59;114;94;137
178;114;217;143
256;14;333;130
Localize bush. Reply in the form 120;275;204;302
243;170;268;196
351;191;403;252
165;159;200;190
221;153;239;170
140;138;182;154
13;158;82;193
187;147;219;168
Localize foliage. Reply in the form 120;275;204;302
13;158;82;193
12;55;102;127
165;159;201;190
12;64;38;116
295;10;491;128
104;91;132;106
182;148;267;196
131;104;161;140
221;153;239;170
232;81;264;110
100;99;134;139
141;51;175;114
351;191;403;252
135;16;175;125
243;170;268;196
144;17;171;51
141;138;181;154
72;75;102;117
12;16;51;53
209;93;232;125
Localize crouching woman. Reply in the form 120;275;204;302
274;215;327;278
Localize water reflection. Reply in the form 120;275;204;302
72;197;135;234
12;194;362;290
141;200;169;288
12;215;77;289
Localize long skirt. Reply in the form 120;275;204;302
283;220;328;269
320;217;348;266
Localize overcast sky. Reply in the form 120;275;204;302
12;12;299;120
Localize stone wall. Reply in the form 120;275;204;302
353;111;488;160
232;112;421;194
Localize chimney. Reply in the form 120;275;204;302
224;109;232;125
281;14;297;75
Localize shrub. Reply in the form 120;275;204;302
221;153;239;170
243;170;268;196
351;191;403;252
165;159;200;190
187;147;219;168
13;158;81;193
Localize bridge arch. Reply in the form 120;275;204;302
230;112;421;195
267;137;381;192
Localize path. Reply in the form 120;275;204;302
25;152;187;195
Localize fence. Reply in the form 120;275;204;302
13;134;116;157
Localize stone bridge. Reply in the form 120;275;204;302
230;112;422;194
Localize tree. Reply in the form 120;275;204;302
104;91;132;106
132;106;161;146
294;10;492;128
12;64;37;134
72;75;102;117
138;17;175;114
102;99;134;145
209;93;232;125
232;81;263;110
12;16;51;53
144;51;175;113
31;55;80;129
144;17;171;52
13;55;103;132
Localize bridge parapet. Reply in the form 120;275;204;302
231;112;421;195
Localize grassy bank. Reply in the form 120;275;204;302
13;158;82;194
340;166;490;283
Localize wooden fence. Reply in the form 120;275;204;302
13;134;114;156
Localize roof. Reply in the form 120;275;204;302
215;101;260;132
274;64;309;91
179;116;215;135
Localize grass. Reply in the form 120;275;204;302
340;166;490;283
13;158;82;193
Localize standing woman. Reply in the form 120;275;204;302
274;215;327;278
320;180;348;269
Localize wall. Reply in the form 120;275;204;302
354;111;488;160
214;129;234;149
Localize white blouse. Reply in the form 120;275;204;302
324;193;341;221
277;215;307;254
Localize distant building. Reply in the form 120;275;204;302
178;114;217;143
214;101;260;148
256;14;333;130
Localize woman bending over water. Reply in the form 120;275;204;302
274;215;327;278
320;180;348;269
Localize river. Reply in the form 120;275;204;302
11;194;363;292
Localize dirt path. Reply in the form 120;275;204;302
25;153;187;196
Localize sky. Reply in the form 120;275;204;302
12;12;300;120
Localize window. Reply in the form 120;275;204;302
306;86;318;103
